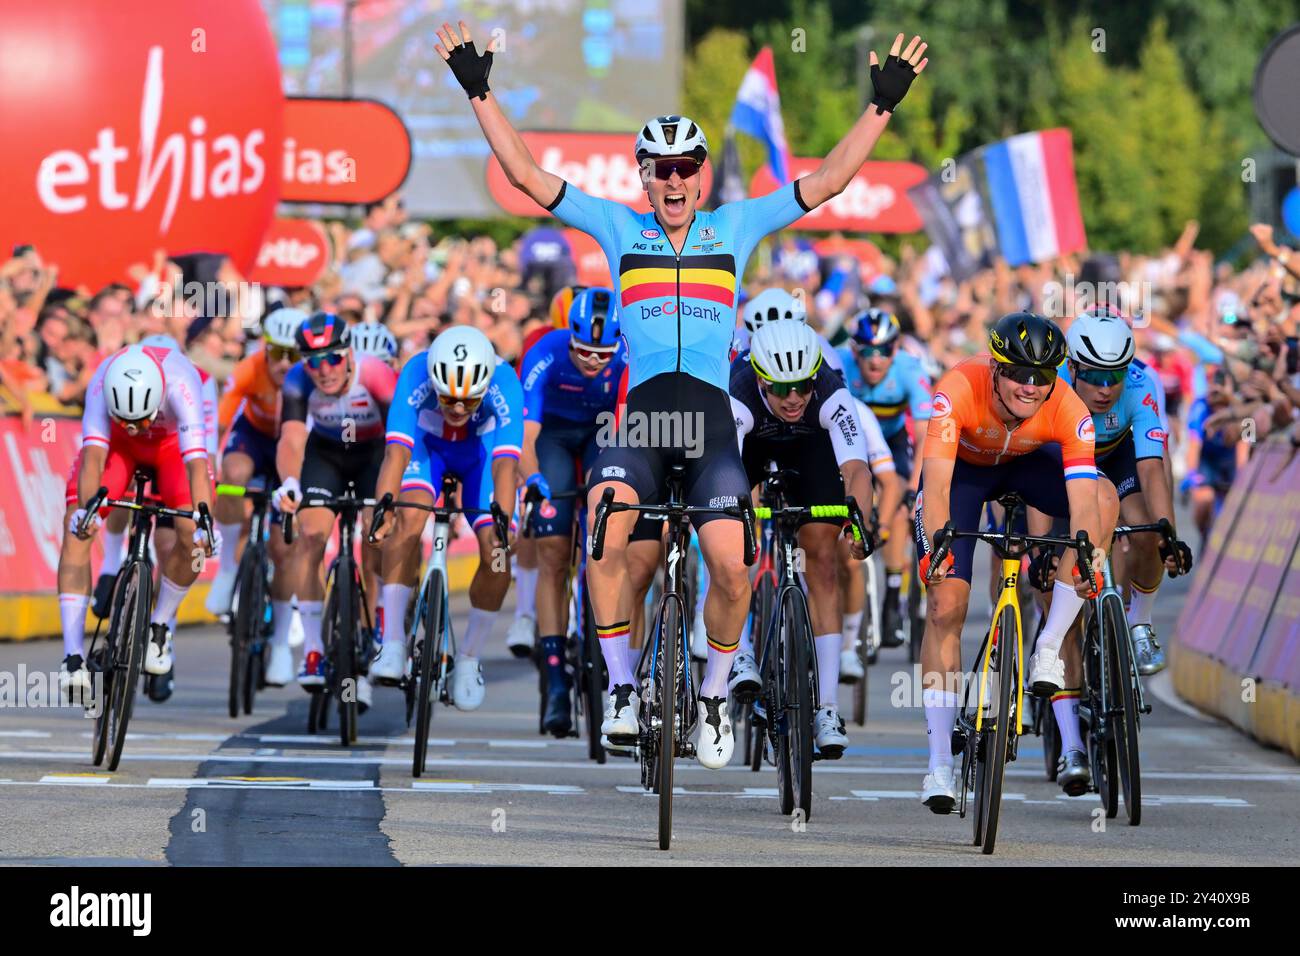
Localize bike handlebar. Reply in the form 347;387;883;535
928;521;1095;585
751;496;875;557
364;492;509;549
78;486;214;544
589;491;759;566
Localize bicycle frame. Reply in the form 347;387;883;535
974;554;1026;736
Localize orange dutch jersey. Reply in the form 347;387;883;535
924;356;1096;479
218;351;281;438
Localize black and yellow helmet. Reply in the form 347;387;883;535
988;312;1066;369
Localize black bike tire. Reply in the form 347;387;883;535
107;562;150;772
92;579;131;766
657;597;680;851
979;604;1018;855
336;555;358;747
749;576;775;772
243;559;268;714
773;597;795;816
1087;611;1119;819
582;586;606;764
1106;595;1142;826
907;574;925;665
229;547;258;719
785;588;816;821
413;571;444;778
1041;696;1061;781
971;735;987;847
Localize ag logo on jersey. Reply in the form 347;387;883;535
1077;415;1096;443
931;391;952;419
641;229;661;240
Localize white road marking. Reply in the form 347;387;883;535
0;730;52;738
616;785;780;798
39;774;111;785
411;781;583;794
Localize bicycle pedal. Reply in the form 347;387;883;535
606;732;638;747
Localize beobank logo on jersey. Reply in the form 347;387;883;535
639;301;722;324
487;132;713;217
0;0;282;288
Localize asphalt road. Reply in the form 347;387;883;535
1;566;1297;866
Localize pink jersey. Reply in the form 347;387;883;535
82;346;208;463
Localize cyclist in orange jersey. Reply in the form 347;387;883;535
912;312;1119;811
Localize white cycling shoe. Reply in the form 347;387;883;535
264;642;294;687
695;696;734;769
370;638;409;684
1029;645;1065;697
814;705;848;758
356;675;373;713
60;655;94;705
506;615;535;659
690;611;708;661
451;657;486;711
601;683;640;738
728;650;761;695
144;624;173;676
839;647;865;683
205;571;237;617
921;764;957;814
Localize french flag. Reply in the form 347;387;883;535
982;129;1087;266
730;47;791;184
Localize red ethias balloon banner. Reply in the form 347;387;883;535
487;132;713;217
0;0;283;289
248;219;331;288
280;98;412;205
750;158;927;233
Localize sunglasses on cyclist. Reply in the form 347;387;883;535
649;157;700;181
998;364;1058;387
437;393;483;413
570;341;617;364
267;345;300;364
762;377;815;398
1073;364;1127;387
304;350;348;371
856;342;897;359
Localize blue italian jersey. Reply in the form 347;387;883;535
1059;364;1166;461
386;352;524;462
836;347;932;439
547;180;810;392
520;329;626;425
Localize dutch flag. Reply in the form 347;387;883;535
982;129;1087;266
730;47;792;185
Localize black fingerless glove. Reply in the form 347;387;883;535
1159;538;1194;577
447;40;493;101
870;54;917;114
1027;547;1059;593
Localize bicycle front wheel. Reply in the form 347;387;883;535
657;598;681;851
106;562;151;773
229;547;259;718
581;586;606;764
853;555;877;727
977;604;1018;855
413;571;445;777
1105;595;1142;825
1085;612;1119;818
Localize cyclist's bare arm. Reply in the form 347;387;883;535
519;421;542;479
370;444;412;541
437;21;562;208
75;445;108;509
919;456;953;546
274;421;308;510
797;34;926;209
1064;478;1108;583
1136;457;1176;531
185;458;213;513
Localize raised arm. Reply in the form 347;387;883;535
797;34;927;210
436;21;562;208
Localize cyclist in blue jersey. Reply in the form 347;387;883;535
369;326;524;709
839;308;932;647
517;288;628;735
438;19;927;769
1056;310;1192;674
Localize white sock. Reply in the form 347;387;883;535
214;522;243;579
299;599;324;656
60;593;90;658
460;607;495;658
150;575;188;627
513;566;538;619
842;610;864;648
1129;581;1158;627
271;600;295;648
169;611;179;638
1052;689;1083;753
597;621;635;691
922;688;959;772
99;530;126;577
700;636;737;699
738;613;754;655
814;632;842;706
381;583;413;647
1035;580;1086;655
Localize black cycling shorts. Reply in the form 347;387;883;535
301;433;384;502
587;372;748;529
1096;433;1145;500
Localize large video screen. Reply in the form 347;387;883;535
261;0;684;217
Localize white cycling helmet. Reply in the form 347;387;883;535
634;115;708;162
139;334;181;352
262;307;309;349
749;320;823;384
744;287;806;333
349;321;398;359
427;325;496;401
1068;308;1135;370
104;345;166;422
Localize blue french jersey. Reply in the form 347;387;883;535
836;347;932;439
546;180;810;392
1059;364;1167;461
520;329;627;425
386;352;524;462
